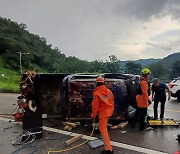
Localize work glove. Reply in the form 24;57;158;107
92;118;96;127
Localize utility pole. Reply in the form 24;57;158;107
17;51;30;74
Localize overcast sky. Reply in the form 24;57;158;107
0;0;180;61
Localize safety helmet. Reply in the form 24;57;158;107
141;68;151;75
96;76;105;83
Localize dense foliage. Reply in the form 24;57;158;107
171;60;180;78
124;61;142;74
0;17;120;74
149;62;168;80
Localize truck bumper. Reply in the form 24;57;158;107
171;91;177;97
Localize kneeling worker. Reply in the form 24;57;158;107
91;76;114;154
152;78;171;120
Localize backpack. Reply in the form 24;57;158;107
136;80;151;96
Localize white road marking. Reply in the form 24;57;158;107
0;116;15;122
0;117;167;154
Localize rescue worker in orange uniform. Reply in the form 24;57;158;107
135;68;153;131
91;76;114;154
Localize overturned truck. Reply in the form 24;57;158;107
20;72;139;121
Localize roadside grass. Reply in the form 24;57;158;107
0;58;20;93
0;80;20;93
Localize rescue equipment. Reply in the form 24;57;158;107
147;119;180;127
14;96;26;121
14;96;38;121
48;122;95;154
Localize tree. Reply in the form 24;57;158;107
149;62;168;79
89;60;104;73
104;55;120;73
171;60;180;78
109;55;117;63
19;23;27;30
124;61;142;74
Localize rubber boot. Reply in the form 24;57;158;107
101;150;114;154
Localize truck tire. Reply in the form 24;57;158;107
176;91;180;102
177;95;180;102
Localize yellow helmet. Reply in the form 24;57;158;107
141;68;151;75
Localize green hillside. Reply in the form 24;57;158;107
0;57;20;92
0;17;120;92
119;58;160;67
119;52;180;79
119;52;180;68
136;58;161;67
0;17;179;92
0;17;93;73
160;52;180;66
0;17;120;74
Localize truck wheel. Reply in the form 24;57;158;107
177;95;180;102
177;91;180;102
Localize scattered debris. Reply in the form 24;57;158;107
42;114;47;119
120;131;127;134
63;122;80;128
65;134;83;146
4;126;14;130
64;125;72;131
63;121;81;131
12;131;19;134
88;139;104;149
111;121;128;129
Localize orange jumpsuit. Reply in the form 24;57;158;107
136;78;149;108
91;85;114;150
136;77;150;130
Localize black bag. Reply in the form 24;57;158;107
22;113;42;132
136;80;151;96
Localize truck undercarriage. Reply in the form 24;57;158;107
19;72;139;121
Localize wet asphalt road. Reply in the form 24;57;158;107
0;93;179;154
